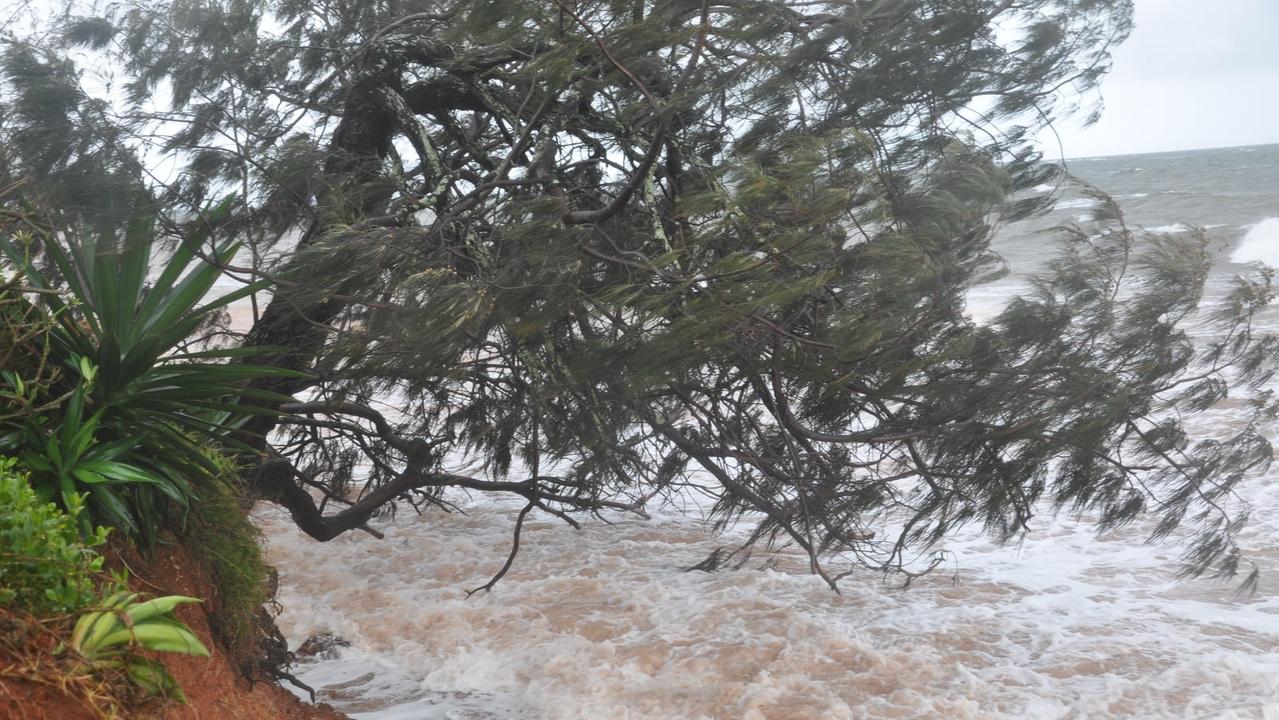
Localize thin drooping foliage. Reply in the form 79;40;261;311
1;0;1275;588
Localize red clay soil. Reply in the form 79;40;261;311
0;544;347;720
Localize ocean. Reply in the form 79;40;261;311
255;143;1279;720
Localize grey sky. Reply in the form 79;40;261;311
1039;0;1279;158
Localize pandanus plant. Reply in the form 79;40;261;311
0;200;301;544
66;590;210;701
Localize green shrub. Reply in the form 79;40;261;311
0;457;109;615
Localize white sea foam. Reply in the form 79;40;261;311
1054;198;1096;210
1231;217;1279;266
258;400;1279;720
965;281;1030;324
1145;224;1228;234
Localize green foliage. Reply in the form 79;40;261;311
177;449;270;672
3;359;187;537
67;589;209;702
0;209;300;545
0;457;108;615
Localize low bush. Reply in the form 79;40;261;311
0;458;108;616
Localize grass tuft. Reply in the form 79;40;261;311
176;450;271;677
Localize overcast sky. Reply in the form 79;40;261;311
1038;0;1279;159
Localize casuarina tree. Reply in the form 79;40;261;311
1;0;1275;589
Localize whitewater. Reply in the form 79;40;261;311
255;143;1279;720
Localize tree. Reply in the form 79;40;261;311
1;0;1275;590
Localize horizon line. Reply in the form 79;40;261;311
1050;139;1279;162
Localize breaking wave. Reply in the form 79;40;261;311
1232;217;1279;266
